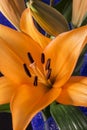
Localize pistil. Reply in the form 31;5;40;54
29;62;48;85
23;52;52;87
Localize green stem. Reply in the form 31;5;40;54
41;111;49;130
50;0;54;6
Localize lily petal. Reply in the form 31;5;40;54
72;0;87;27
0;0;25;30
0;24;43;72
0;76;17;104
10;84;61;130
0;38;30;84
44;26;87;87
20;8;51;49
57;76;87;106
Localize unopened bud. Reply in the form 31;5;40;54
27;0;69;36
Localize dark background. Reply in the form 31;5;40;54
0;112;32;130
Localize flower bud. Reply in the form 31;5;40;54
27;0;69;36
72;0;87;27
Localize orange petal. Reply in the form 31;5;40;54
44;26;87;87
0;76;17;104
57;76;87;106
0;38;30;84
10;83;61;130
0;24;43;72
0;0;25;30
72;0;87;27
20;8;51;49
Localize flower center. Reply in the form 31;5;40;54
23;52;52;87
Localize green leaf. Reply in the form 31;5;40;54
81;17;87;26
54;0;72;22
50;102;87;130
72;44;87;76
42;105;51;119
0;104;10;113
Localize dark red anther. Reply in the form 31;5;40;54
45;58;51;70
46;68;52;80
33;76;38;86
27;52;34;63
23;64;31;77
41;53;45;64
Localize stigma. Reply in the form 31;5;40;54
23;52;52;87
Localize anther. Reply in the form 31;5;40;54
23;64;31;77
33;76;38;86
41;53;45;64
46;68;52;80
45;58;51;70
27;52;34;63
0;72;4;77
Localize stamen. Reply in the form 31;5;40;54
41;53;45;64
46;68;52;80
45;58;51;70
29;62;45;81
27;52;34;63
23;64;31;77
33;76;38;86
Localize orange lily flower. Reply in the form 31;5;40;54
0;8;87;130
72;0;87;27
